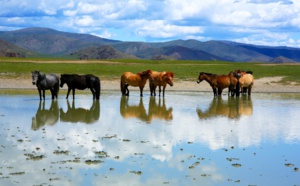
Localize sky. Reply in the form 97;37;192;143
1;0;300;47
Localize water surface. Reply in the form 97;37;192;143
0;91;299;186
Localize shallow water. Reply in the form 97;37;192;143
0;91;299;186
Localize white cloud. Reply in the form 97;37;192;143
134;20;203;38
76;15;94;27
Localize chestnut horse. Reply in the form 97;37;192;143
149;71;174;97
120;70;153;97
197;72;238;96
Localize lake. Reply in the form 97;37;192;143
0;91;299;186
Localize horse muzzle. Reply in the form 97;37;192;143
32;82;36;85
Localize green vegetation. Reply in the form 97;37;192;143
1;58;300;84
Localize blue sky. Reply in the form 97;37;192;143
1;0;300;47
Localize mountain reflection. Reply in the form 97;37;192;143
120;96;173;122
196;96;253;119
60;99;100;124
32;100;59;130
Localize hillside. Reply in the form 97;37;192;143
70;45;138;60
0;39;36;58
0;27;119;55
0;27;300;62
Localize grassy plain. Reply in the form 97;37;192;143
1;58;300;84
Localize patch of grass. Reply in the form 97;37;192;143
1;58;300;84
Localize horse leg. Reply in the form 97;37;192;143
212;87;217;97
91;88;96;99
66;88;71;99
50;89;54;100
158;86;162;97
42;89;46;100
38;89;42;100
125;84;129;96
218;88;222;96
139;86;144;97
162;86;166;97
72;88;75;99
248;85;252;95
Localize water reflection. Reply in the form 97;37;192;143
31;100;59;130
120;96;148;121
60;99;100;124
148;97;173;121
120;96;173;122
196;96;253;119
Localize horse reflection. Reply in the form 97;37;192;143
60;100;100;124
120;97;148;121
196;96;253;119
148;97;173;121
120;96;173;122
32;100;59;130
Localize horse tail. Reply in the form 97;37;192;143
95;77;101;100
54;75;60;99
120;76;124;95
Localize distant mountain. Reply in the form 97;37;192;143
0;27;119;55
267;56;296;63
70;45;137;60
0;27;300;62
0;39;36;57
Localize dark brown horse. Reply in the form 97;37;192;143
149;71;174;97
120;70;153;97
228;71;242;96
60;74;101;100
197;72;237;96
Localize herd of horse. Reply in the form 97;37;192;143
31;69;253;100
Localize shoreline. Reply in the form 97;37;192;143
1;76;300;93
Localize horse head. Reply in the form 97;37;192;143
31;70;41;85
197;72;205;83
60;74;66;88
163;72;174;86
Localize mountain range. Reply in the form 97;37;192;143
0;27;299;62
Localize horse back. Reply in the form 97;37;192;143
121;72;142;86
239;74;254;86
216;75;231;88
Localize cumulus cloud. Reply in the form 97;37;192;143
1;0;300;46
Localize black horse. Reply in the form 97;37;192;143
31;70;59;100
60;74;101;100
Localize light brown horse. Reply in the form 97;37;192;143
235;69;254;95
197;72;237;96
149;71;174;97
237;73;254;95
120;70;153;97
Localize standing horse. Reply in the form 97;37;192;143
31;70;59;100
197;72;237;97
149;71;174;97
235;69;254;95
60;74;101;100
120;70;153;97
228;71;242;96
237;73;254;96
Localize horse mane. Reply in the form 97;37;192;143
138;70;152;76
165;72;174;78
200;72;214;76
